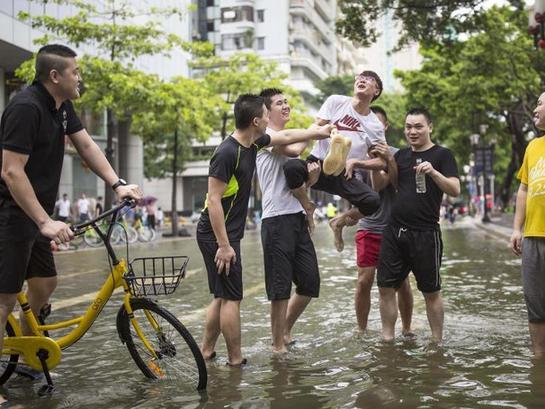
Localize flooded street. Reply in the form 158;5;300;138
5;220;545;409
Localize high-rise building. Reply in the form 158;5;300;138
193;0;338;97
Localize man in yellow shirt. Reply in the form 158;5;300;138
510;92;545;358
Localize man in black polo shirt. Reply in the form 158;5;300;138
197;94;332;366
375;108;459;343
0;44;141;386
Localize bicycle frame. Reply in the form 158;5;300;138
2;200;161;371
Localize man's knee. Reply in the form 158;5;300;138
0;294;18;318
27;277;57;300
283;159;308;190
358;191;380;216
357;267;375;290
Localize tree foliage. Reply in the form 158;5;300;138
397;6;545;206
336;0;526;48
192;52;312;136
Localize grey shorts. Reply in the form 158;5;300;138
522;237;545;322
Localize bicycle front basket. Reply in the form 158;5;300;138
124;256;189;296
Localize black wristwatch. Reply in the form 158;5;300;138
111;178;127;191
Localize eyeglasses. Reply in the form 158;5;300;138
355;74;376;83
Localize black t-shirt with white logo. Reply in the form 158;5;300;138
0;82;83;214
390;145;459;230
197;134;271;242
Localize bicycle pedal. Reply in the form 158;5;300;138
38;384;55;396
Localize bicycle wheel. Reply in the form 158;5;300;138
83;229;103;247
0;321;19;385
116;298;207;390
138;227;156;242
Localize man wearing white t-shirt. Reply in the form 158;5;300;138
55;193;71;222
284;70;386;252
77;192;90;222
256;88;321;353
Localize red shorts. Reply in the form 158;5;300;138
355;230;383;268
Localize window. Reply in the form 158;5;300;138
222;34;252;51
256;37;265;50
206;0;215;6
257;9;264;23
221;6;254;23
206;20;215;31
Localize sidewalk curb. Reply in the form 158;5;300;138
473;220;511;241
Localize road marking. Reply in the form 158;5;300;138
52;269;201;311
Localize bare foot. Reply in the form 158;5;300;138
402;329;415;337
329;216;345;252
304;202;316;234
272;346;288;354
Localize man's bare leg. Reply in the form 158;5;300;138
379;287;397;341
271;299;289;353
397;278;414;336
355;266;375;332
220;299;244;366
201;298;221;359
329;208;362;252
20;276;57;335
422;291;444;343
529;322;545;358
284;294;311;344
291;185;316;233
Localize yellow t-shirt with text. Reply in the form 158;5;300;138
518;137;545;237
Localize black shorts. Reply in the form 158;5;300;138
0;204;57;294
283;156;380;216
377;224;443;293
197;237;243;301
261;212;320;301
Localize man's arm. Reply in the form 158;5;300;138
1;150;73;242
415;161;460;197
207;176;236;275
272;141;308;158
510;183;527;256
267;123;333;147
69;129;141;200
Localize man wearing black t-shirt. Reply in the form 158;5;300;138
375;108;460;343
197;94;332;367
0;45;141;393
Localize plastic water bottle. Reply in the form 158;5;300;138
415;158;426;193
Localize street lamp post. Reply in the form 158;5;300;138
470;127;494;223
529;0;545;49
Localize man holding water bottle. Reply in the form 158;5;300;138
373;108;460;343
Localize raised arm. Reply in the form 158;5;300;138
268;123;333;147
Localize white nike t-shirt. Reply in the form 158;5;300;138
310;95;386;160
256;127;304;219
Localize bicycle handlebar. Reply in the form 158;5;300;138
71;199;136;234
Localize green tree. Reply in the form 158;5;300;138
336;0;525;48
311;74;354;107
132;78;222;236
18;0;196;208
397;6;544;207
192;52;312;137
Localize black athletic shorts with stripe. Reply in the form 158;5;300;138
197;236;243;301
377;224;443;293
261;212;320;301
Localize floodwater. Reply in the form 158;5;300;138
4;220;545;409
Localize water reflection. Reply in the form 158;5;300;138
5;223;545;408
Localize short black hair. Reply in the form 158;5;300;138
359;70;383;101
406;107;432;124
234;94;266;129
35;44;77;83
370;105;388;122
259;88;284;110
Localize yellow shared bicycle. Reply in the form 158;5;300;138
0;199;207;394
